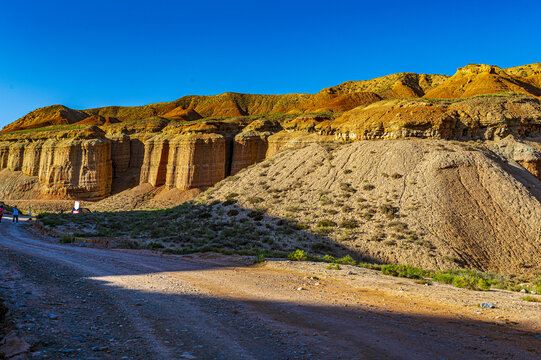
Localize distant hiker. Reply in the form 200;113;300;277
0;206;3;223
71;207;80;214
13;206;19;223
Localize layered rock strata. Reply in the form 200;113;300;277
0;128;112;199
1;94;541;200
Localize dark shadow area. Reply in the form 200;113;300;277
0;241;539;360
5;186;388;286
481;146;541;203
37;199;381;266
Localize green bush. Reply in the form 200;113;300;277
247;211;263;221
247;197;264;205
336;255;356;266
339;219;357;229
321;254;336;263
147;242;165;250
326;263;341;270
225;192;239;200
319;196;333;205
432;272;455;284
222;199;237;206
432;270;490;291
381;264;427;279
317;219;337;228
59;234;75;243
452;275;490;291
288;249;308;261
227;209;239;216
294;223;309;230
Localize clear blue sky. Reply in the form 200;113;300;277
1;0;540;128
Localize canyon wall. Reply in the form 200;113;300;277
0;129;113;200
1;95;540;201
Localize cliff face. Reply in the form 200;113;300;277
0;128;113;200
2;94;541;202
328;95;541;141
2;64;541;201
139;131;227;189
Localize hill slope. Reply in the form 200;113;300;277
424;64;541;99
199;139;541;275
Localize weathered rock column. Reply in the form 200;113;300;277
166;133;226;189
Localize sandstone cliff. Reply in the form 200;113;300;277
2;63;541;202
0;127;112;200
329;94;541;142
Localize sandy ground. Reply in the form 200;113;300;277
0;218;540;359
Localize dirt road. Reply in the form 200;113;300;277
0;218;540;359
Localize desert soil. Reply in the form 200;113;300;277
0;218;540;359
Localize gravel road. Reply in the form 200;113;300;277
0;217;540;359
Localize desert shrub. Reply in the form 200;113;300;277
147;242;165;250
522;295;540;302
341;205;353;213
198;212;212;219
317;219;337;228
381;264;427;279
432;270;490;291
227;209;239;217
452;275;490;291
288;249;308;261
294;223;310;230
222;199;237;206
381;172;389;178
247;197;264;205
225;192;239;200
336;255;356;265
59;234;75;243
388;221;408;232
408;234;418;242
324;209;339;215
321;254;336;263
286;206;302;212
326;263;341;270
390;173;403;179
383;240;396;246
319;196;333;205
363;184;375;191
41;216;65;227
379;204;397;219
344;169;352;174
339;219;357;229
368;232;384;242
340;182;357;193
247;211;264;221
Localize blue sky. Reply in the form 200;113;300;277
1;0;540;128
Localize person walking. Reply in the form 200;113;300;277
12;206;19;224
0;206;3;223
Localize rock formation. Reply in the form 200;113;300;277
1;63;540;201
424;64;541;99
0;128;112;200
